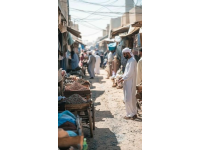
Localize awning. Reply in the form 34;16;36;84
120;27;140;37
75;39;86;46
131;21;142;27
98;38;114;44
111;25;130;37
98;35;108;42
67;27;81;38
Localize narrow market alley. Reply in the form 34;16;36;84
83;69;142;150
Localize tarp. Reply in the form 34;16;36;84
111;25;130;37
75;39;86;46
67;27;81;38
120;27;140;37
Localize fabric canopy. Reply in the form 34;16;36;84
67;27;81;38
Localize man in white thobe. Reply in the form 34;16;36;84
94;53;101;74
87;51;96;79
137;48;142;85
118;48;137;120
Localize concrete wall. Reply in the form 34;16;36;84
110;17;121;30
121;6;142;26
129;7;142;23
103;30;107;37
106;24;110;36
121;12;130;26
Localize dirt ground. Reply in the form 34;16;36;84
82;69;142;150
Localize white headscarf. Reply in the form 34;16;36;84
122;47;134;57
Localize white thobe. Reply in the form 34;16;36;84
136;57;142;85
94;55;101;74
122;57;137;117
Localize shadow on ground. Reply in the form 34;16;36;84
91;90;105;101
94;110;114;122
83;127;120;150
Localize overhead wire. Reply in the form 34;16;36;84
81;31;102;36
75;0;119;20
70;0;134;7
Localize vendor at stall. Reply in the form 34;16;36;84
105;43;116;79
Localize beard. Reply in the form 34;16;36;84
125;56;129;59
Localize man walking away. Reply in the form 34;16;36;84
118;48;137;120
87;51;96;79
94;52;101;75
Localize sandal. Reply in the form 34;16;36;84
132;115;137;120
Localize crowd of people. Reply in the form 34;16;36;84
63;44;142;120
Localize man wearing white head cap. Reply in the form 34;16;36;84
118;47;137;120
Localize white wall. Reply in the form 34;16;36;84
110;17;121;30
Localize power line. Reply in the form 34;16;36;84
70;10;121;17
70;0;134;7
75;0;119;20
78;22;103;31
70;7;141;14
81;31;102;36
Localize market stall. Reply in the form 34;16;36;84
58;110;84;150
59;76;95;138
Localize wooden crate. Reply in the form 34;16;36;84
64;90;90;96
65;102;91;110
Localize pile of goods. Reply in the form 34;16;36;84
66;76;77;81
65;82;89;91
76;79;90;85
65;79;74;84
64;94;88;104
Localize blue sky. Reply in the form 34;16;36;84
69;0;141;43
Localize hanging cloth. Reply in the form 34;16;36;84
138;33;141;47
67;32;74;45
